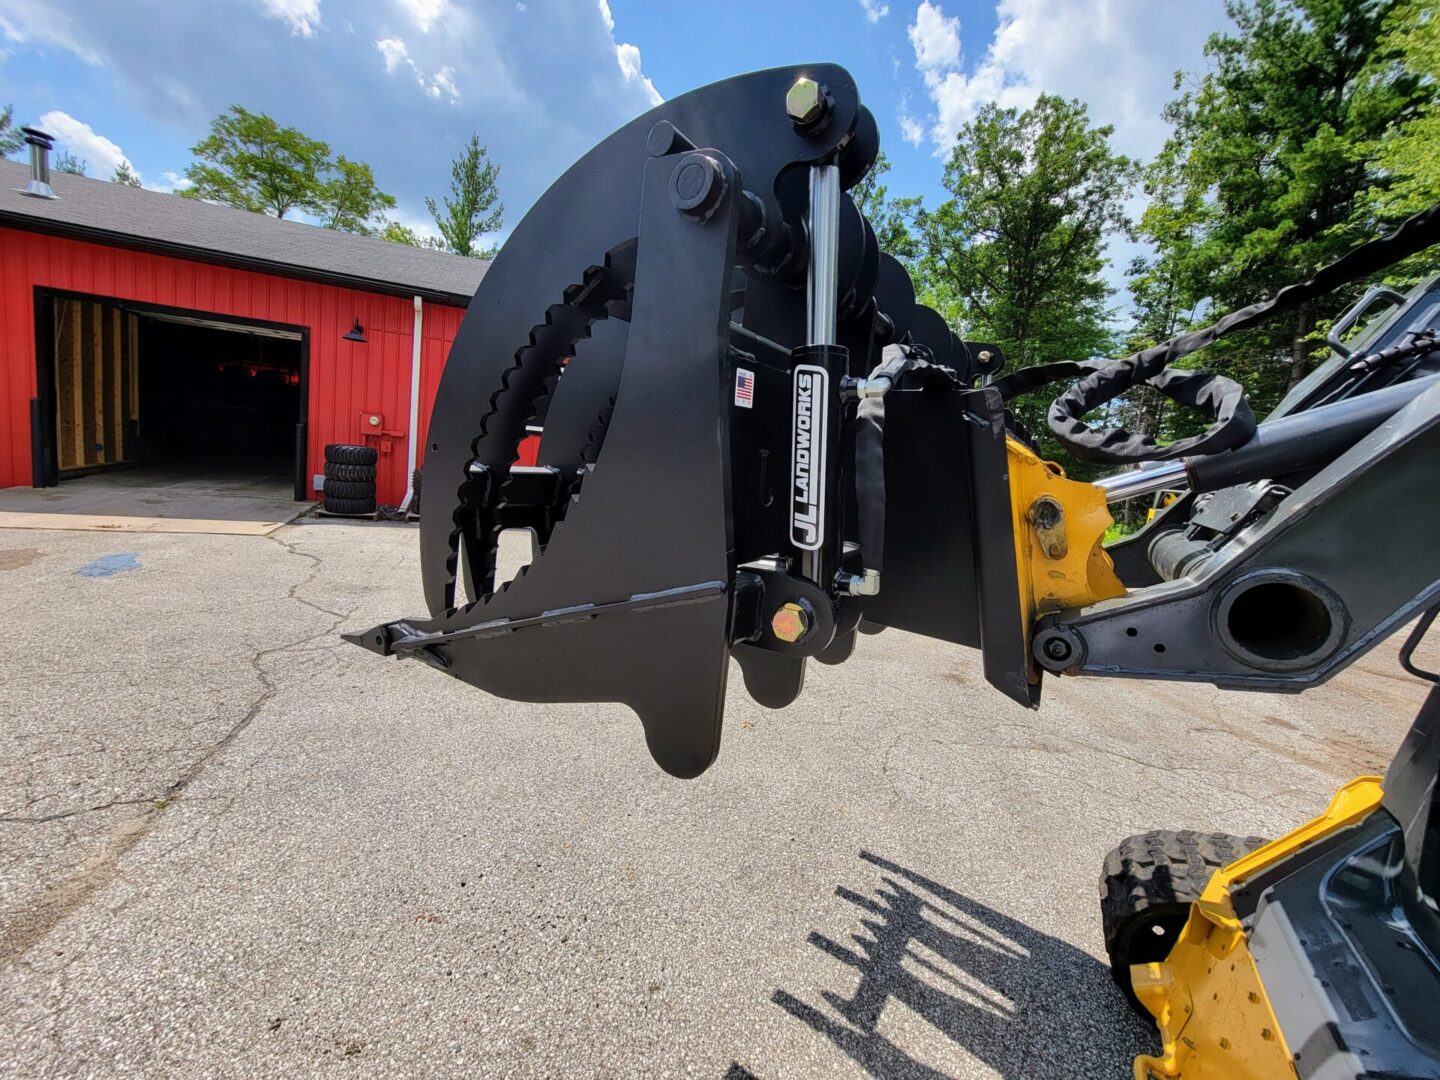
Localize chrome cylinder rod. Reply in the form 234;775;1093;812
806;163;840;346
798;162;842;586
1094;460;1189;503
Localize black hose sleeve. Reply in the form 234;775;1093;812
852;344;912;574
1049;367;1256;465
854;394;886;572
1045;196;1440;464
991;359;1105;402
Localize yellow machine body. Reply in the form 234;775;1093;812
1129;777;1387;1080
1005;437;1126;632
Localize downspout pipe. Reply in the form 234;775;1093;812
400;295;423;512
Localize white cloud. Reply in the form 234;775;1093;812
906;0;1229;159
375;35;409;72
907;1;959;75
898;108;924;147
375;35;459;102
907;1;1027;149
258;0;322;37
860;0;890;22
38;110;135;179
147;170;194;194
0;1;103;63
614;41;661;106
395;0;445;33
597;0;662;108
427;65;460;103
614;41;642;81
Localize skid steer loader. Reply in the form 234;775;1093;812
347;66;1440;1079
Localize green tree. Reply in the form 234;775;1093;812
1144;0;1431;402
112;161;142;187
915;94;1136;456
379;220;447;250
381;220;422;246
426;134;503;258
1116;142;1212;446
1368;0;1440;226
0;105;23;156
182;106;396;235
852;151;922;261
184;106;328;218
317;157;396;235
53;150;86;175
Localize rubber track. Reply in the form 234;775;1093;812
1100;829;1267;953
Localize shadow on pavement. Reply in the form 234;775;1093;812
766;850;1153;1079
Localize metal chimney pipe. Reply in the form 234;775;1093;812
18;127;57;199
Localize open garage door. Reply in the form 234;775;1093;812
34;293;308;501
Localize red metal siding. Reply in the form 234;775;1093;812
0;226;469;505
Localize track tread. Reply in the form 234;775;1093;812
323;479;376;501
324;496;376;515
1100;829;1266;1017
325;463;376;482
325;444;378;466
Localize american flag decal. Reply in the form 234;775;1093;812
734;367;755;408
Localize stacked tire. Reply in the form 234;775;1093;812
323;444;377;516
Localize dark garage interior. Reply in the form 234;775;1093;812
135;314;303;487
37;294;306;500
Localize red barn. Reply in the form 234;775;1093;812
0;155;487;509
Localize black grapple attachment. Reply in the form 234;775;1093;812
346;65;1029;777
348;63;1440;783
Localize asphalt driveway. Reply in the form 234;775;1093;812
0;520;1430;1078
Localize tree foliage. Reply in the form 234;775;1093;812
914;95;1136;455
426;134;503;258
53;150;86;175
1134;0;1431;416
184;106;326;218
317;157;396;234
112;161;142;187
380;220;447;250
852;151;922;262
182;106;394;234
1368;0;1440;226
0;105;22;156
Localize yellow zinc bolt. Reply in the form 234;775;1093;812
771;601;810;643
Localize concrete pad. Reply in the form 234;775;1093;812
0;468;309;536
0;520;1434;1078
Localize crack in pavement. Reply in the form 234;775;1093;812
0;532;354;968
0;797;163;826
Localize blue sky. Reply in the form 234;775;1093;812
0;0;1232;290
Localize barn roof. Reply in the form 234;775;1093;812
0;159;488;307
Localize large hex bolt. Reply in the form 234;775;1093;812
770;599;815;645
670;152;728;222
786;77;829;128
1034;626;1084;671
1043;637;1072;662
